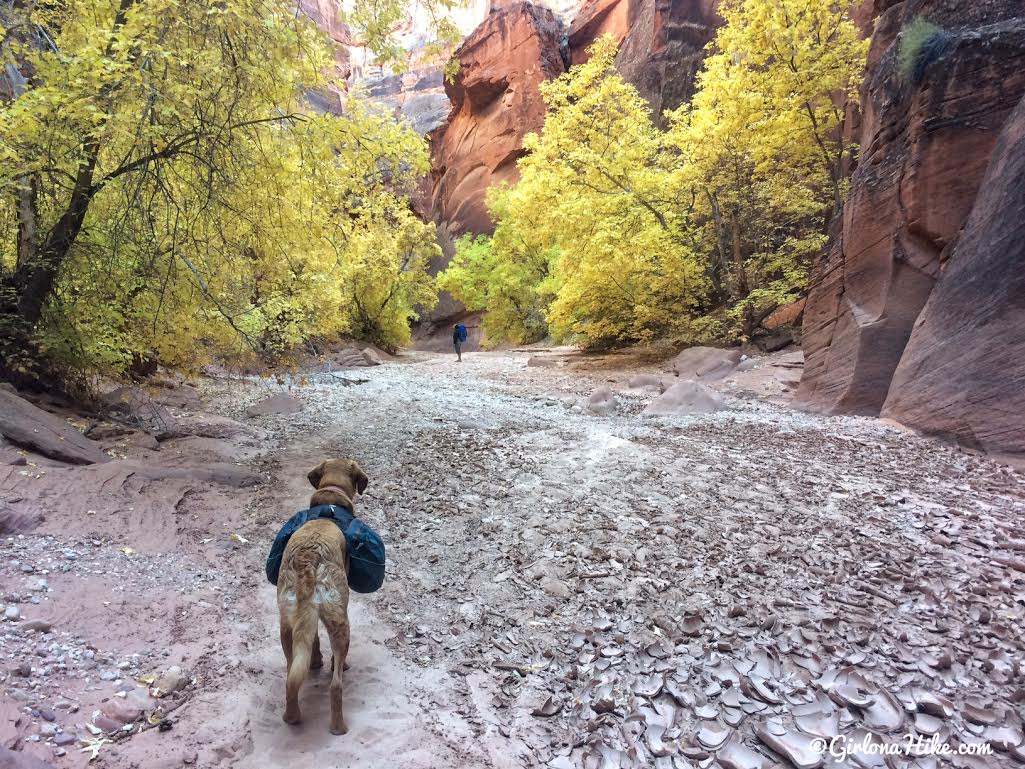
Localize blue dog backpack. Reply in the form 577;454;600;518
455;323;468;342
266;505;385;594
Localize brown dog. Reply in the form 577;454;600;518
277;458;369;735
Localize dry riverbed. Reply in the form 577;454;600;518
2;349;1025;769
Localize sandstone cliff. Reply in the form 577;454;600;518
424;2;567;235
568;0;721;118
880;92;1025;453
299;0;351;113
797;1;1025;442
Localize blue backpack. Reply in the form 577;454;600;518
455;323;468;342
266;505;385;594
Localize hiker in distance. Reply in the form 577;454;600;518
453;323;468;362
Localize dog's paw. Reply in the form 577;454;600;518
329;722;349;736
282;710;301;726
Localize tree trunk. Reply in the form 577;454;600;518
730;212;748;299
706;191;727;300
0;0;135;373
15;175;39;269
14;147;99;325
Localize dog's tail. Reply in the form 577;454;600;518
286;559;319;699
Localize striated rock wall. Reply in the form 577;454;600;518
298;0;351;114
797;1;1025;422
881;92;1025;454
424;2;567;235
568;0;721;119
423;0;725;236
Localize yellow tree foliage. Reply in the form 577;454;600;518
440;0;867;346
0;0;438;383
666;0;868;334
441;39;705;348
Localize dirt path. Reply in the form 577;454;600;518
4;351;1025;768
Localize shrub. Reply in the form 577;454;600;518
898;17;951;84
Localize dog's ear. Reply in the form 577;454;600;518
350;462;369;495
307;461;326;489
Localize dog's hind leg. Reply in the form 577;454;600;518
283;590;318;725
311;633;324;670
324;618;350;735
279;622;293;669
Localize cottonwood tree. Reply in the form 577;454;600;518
665;0;867;336
441;39;705;348
441;0;867;347
0;0;439;385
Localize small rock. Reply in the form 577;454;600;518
585;386;617;417
4;605;22;621
126;431;160;450
626;374;665;393
94;715;122;733
156;665;186;693
540;576;572;598
54;732;77;746
19;619;52;633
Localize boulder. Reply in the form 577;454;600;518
244;393;304;418
671;347;742;381
585;386;618;416
361;348;384;366
568;0;721;121
881;92;1025;453
423;3;567;235
0;508;44;535
762;298;806;331
0;390;109;465
125;431;160;450
752;328;794;353
642;381;725;416
798;2;1025;416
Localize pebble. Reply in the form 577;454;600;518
4;605;22;621
156;664;185;693
53;733;77;746
94;715;122;733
